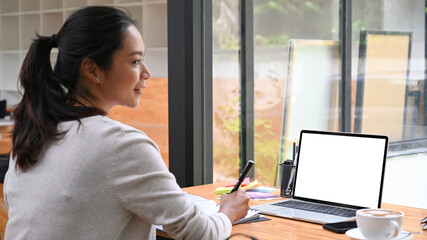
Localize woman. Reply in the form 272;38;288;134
3;6;249;240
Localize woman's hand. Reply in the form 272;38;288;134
218;189;250;222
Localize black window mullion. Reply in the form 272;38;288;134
339;0;353;133
239;0;255;176
425;0;427;127
192;0;203;185
202;0;213;184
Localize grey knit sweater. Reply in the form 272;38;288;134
4;116;231;240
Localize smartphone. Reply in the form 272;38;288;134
322;220;357;234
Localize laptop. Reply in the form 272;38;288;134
254;130;388;224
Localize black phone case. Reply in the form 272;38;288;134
322;221;357;234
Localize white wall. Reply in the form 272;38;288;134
382;153;427;209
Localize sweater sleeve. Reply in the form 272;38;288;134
107;128;232;240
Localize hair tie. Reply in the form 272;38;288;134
49;34;58;48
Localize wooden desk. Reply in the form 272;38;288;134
158;183;427;240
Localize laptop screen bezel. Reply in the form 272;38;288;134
291;130;389;210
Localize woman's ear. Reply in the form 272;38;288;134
80;58;102;84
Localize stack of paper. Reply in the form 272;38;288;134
233;208;261;225
214;178;259;194
155;193;262;232
193;199;261;225
246;186;281;200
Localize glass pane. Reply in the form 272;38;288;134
211;0;426;208
212;0;240;182
352;0;427;210
352;0;426;142
253;0;340;185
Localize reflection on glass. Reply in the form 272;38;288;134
213;0;426;186
352;0;426;141
253;0;340;185
355;31;411;141
280;40;340;165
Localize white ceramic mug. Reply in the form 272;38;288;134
356;209;404;240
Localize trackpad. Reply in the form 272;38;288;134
273;208;296;217
256;205;296;217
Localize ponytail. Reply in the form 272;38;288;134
12;34;104;171
12;35;63;170
12;6;134;171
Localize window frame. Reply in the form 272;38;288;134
167;0;213;187
167;0;427;187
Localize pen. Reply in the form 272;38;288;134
230;160;254;193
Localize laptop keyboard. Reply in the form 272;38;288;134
272;200;356;218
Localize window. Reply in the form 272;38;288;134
212;0;427;186
352;0;426;155
212;0;241;182
253;0;340;185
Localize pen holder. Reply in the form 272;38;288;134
279;160;296;197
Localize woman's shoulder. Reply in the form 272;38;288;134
99;116;145;133
79;115;146;135
60;115;152;144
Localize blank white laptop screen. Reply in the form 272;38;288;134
293;131;388;208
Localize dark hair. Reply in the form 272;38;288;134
12;6;137;171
